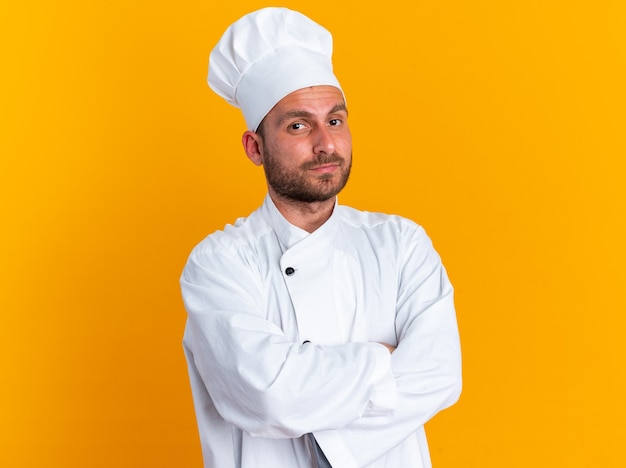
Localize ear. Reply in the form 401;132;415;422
242;131;263;166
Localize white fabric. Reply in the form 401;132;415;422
181;195;462;467
208;7;343;131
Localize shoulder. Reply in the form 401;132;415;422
187;207;272;263
180;209;272;307
334;205;438;262
336;205;426;239
336;206;447;284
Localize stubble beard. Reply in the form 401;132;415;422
262;143;352;204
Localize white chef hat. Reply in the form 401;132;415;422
208;7;343;131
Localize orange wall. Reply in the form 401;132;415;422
2;1;625;466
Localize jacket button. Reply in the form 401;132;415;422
285;267;295;276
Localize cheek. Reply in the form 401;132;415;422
265;144;304;170
338;133;352;154
281;143;311;164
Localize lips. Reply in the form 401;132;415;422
309;163;340;173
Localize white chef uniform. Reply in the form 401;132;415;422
181;195;462;467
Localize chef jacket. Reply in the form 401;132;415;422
181;195;462;467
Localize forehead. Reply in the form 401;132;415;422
267;85;346;121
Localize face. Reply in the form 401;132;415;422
256;86;352;204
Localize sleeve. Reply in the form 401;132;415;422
181;243;397;440
314;226;462;466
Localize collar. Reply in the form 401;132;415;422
260;194;339;251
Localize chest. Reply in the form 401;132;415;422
259;237;399;346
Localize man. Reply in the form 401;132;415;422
181;7;461;468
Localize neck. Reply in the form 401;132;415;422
269;192;336;233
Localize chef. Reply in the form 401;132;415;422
181;7;462;468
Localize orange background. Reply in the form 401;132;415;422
2;1;625;466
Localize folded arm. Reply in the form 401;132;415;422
315;227;462;466
182;247;397;439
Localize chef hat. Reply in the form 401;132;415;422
208;7;343;131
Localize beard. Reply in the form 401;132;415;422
262;143;352;203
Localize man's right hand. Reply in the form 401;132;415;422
378;343;396;354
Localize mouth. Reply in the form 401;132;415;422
309;163;341;174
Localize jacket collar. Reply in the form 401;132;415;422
261;194;339;252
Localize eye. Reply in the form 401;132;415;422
289;122;306;131
329;118;342;126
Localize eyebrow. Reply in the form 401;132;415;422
277;104;348;126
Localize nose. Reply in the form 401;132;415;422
312;126;336;155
